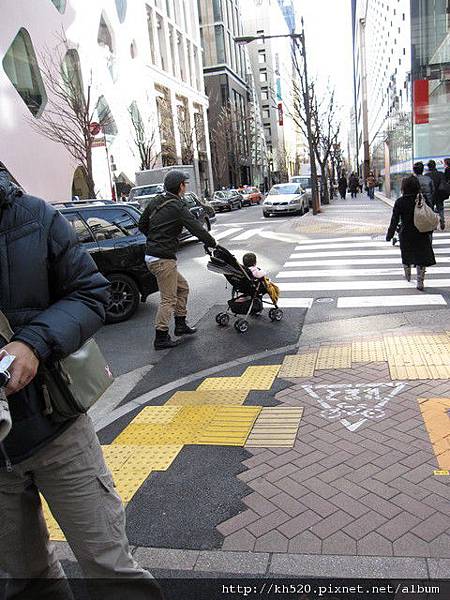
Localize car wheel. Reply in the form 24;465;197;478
238;201;242;209
298;205;304;216
263;211;270;218
106;274;140;324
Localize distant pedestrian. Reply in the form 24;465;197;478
138;170;217;350
412;162;434;207
444;158;450;183
358;176;364;194
426;160;447;230
386;175;436;291
366;171;376;200
348;173;359;199
338;173;347;200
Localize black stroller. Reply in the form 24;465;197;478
206;246;283;333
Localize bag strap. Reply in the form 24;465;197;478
147;198;177;223
0;310;13;343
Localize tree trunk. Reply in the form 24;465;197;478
320;163;329;205
86;147;96;198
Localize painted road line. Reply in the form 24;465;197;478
277;297;314;308
276;266;450;278
277;279;450;291
286;235;373;245
337;295;447;308
290;248;450;259
294;239;450;251
213;227;243;241
284;257;450;267
231;228;264;241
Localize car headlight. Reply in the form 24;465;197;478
264;200;272;206
289;198;299;205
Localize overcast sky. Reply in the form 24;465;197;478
294;0;354;145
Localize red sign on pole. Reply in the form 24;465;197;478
413;80;429;125
278;102;284;126
89;121;102;136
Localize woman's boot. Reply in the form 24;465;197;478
416;266;426;291
403;265;411;282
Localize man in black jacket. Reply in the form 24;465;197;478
0;168;162;599
426;160;446;230
139;170;216;350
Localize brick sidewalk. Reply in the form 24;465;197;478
217;331;450;559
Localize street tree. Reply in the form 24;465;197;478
29;34;113;198
128;101;160;171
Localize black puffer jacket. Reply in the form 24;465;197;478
0;172;110;466
138;192;216;259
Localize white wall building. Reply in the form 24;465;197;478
240;0;301;182
353;0;412;196
0;0;213;202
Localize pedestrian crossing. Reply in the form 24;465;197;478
274;233;450;310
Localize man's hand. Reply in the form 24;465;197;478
2;342;39;396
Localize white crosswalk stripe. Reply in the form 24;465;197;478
275;233;450;310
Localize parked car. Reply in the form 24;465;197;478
185;191;216;226
262;183;309;217
210;190;243;212
239;186;263;206
290;176;312;207
128;183;164;210
59;199;211;323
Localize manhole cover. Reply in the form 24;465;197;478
315;297;335;304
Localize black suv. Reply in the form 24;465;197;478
58;199;211;323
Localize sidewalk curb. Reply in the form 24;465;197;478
375;191;394;208
53;542;447;578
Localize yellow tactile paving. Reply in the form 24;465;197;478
278;353;317;378
245;407;304;447
351;339;387;363
132;406;182;424
197;365;280;391
316;345;352;370
166;390;249;406
418;398;450;470
197;406;261;446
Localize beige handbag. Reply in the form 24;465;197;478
0;310;114;421
414;194;439;233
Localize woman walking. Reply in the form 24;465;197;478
338;173;347;200
386;176;436;291
348;173;359;199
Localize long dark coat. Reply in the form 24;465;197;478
386;194;436;267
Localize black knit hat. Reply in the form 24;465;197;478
164;169;190;194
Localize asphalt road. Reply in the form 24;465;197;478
95;196;450;376
95;204;304;375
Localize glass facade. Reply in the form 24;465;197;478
411;0;450;169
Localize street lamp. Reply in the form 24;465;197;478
234;23;320;214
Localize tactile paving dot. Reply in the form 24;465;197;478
278;353;317;378
351;339;387;363
316;345;352;370
133;406;181;424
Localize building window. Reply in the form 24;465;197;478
256;29;264;44
197;0;202;24
178;32;186;82
146;5;156;64
97;14;114;53
220;83;228;105
50;0;66;13
258;50;266;64
2;28;47;117
157;14;168;71
213;0;222;21
96;95;118;137
130;39;138;59
169;26;176;76
166;0;172;18
115;0;127;22
61;48;83;98
215;24;226;63
262;109;270;120
261;87;269;101
259;70;267;82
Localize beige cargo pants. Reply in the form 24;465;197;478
147;259;189;331
0;414;162;600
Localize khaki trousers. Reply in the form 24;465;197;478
147;259;189;331
0;414;162;600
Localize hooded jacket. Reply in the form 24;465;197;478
138;192;216;259
0;171;110;466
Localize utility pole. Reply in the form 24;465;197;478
299;17;320;215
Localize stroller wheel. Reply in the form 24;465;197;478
269;308;284;322
216;312;230;327
234;318;249;333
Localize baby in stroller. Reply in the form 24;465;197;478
207;246;282;333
